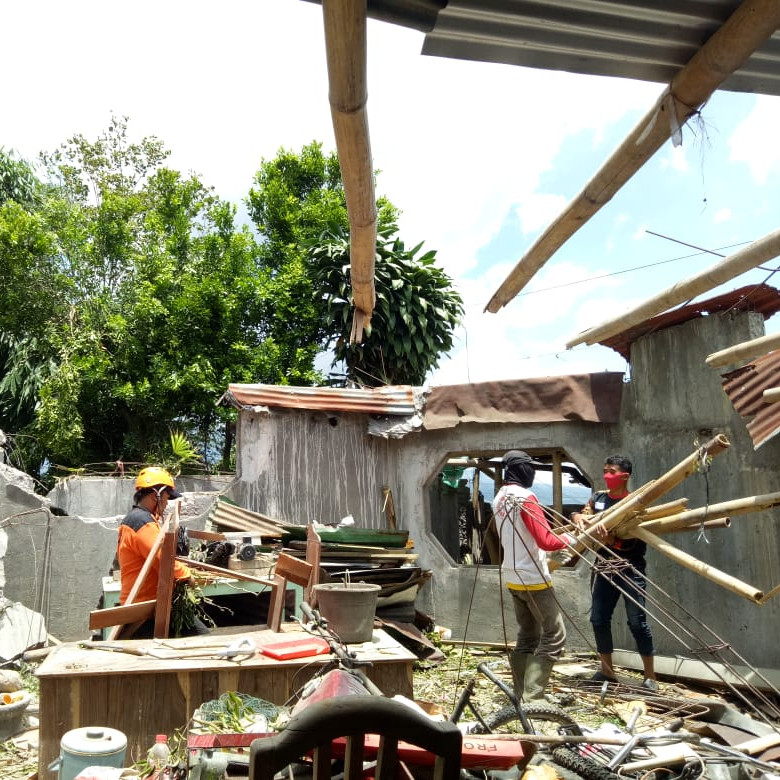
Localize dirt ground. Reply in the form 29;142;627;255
3;644;778;779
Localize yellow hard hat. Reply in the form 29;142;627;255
135;467;181;498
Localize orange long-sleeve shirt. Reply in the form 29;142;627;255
117;506;191;604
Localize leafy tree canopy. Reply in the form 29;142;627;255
0;127;462;481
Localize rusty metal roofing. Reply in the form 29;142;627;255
722;350;780;449
222;383;418;416
599;285;780;362
357;0;780;97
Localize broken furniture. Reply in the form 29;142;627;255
248;696;462;780
36;626;416;778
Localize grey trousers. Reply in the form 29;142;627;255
510;586;566;659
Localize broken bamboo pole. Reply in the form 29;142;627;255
485;0;780;313
632;527;763;602
322;0;376;340
638;491;780;534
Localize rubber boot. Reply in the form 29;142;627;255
509;650;531;699
524;655;555;701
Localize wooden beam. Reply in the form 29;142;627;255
706;331;780;368
154;526;177;638
566;228;780;348
322;0;377;338
485;0;780;314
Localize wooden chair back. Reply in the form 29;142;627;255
266;553;314;632
248;696;462;780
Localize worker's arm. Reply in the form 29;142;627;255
522;496;570;551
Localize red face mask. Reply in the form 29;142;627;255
603;471;629;492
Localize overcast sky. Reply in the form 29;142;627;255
5;0;780;386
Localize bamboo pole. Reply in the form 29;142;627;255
484;0;780;313
638;491;780;533
763;387;780;403
566;228;780;348
706;331;780;368
634;498;689;521
664;517;730;533
554;435;730;570
322;0;377;338
632;527;763;602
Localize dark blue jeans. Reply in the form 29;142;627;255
590;563;654;657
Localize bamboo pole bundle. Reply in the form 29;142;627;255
552;435;730;570
485;0;780;314
633;498;689;522
322;0;377;339
638;491;780;534
632;527;763;602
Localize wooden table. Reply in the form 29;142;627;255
36;626;415;778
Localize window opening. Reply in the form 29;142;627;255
427;451;591;565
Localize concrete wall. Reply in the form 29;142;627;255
227;309;780;670
2;474;221;642
5;309;780;666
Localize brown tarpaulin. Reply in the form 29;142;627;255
422;373;624;430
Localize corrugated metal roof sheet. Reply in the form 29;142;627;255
600;285;780;361
413;0;780;97
222;383;418;416
722;350;780;449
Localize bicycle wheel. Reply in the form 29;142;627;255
551;746;622;780
474;702;577;736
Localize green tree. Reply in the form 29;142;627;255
311;224;463;385
248;142;463;387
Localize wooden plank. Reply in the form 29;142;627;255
154;526;177;638
89;600;156;631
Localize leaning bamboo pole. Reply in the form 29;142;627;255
706;331;780;369
322;0;377;340
566;228;780;348
632;527;763;602
484;0;780;313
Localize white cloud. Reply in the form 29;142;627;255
515;193;569;234
713;208;732;224
729;95;780;185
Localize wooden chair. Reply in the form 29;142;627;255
266;553;315;632
248;696;462;780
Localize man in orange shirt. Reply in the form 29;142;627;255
117;467;193;609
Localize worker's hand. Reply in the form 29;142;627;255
570;510;592;532
559;532;577;547
547;548;573;567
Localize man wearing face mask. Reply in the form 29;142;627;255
571;454;657;691
493;450;576;701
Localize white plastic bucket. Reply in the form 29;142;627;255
48;726;127;780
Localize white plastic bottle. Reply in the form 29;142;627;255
148;733;171;775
